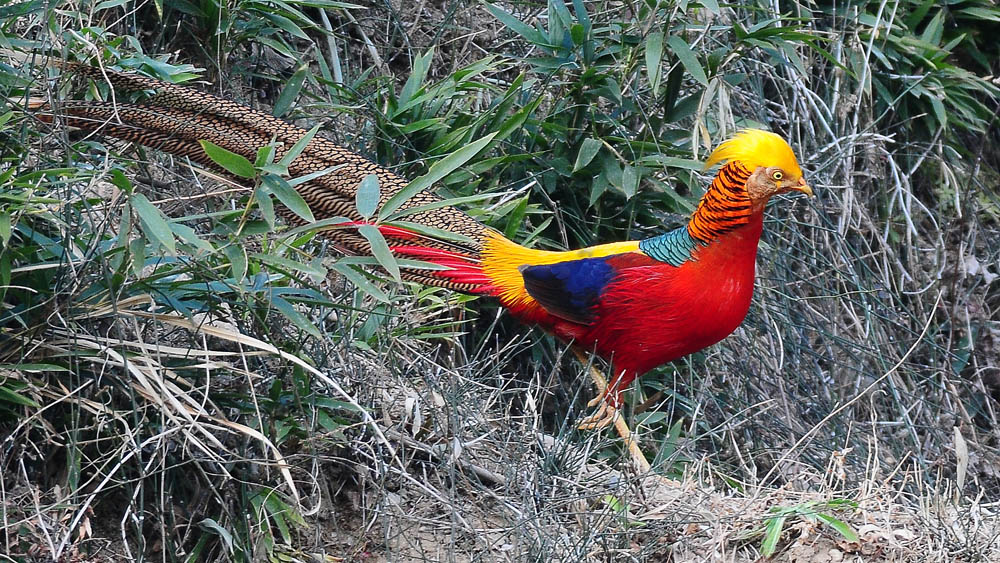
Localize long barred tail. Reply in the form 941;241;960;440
34;59;506;294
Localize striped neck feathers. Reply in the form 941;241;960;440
688;161;754;243
639;161;754;266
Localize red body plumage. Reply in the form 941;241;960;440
502;214;764;405
387;131;811;410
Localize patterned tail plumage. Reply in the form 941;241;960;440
39;61;501;293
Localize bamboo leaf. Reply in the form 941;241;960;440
0;385;39;407
622;165;640;199
356;174;380;219
253;252;327;278
503;196;529;239
815;514;859;543
197;519;234;554
199;140;256;179
224;245;247;281
270;296;322;339
383;193;497;222
388;221;476;245
358;224;401;283
256;144;275;168
332;262;390;303
378;132;496;221
399;49;433;108
129;238;146;277
131;193;176;254
287;163;346;187
484;3;547;45
646;31;664;94
666;36;709;87
263;175;314;222
170;222;214;254
574;138;604;172
279;125;321;167
254;185;276;229
1;363;70;372
279;217;352;240
0;212;10;247
699;0;720;13
273;65;308;117
761;515;786;556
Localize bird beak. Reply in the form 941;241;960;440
790;177;814;197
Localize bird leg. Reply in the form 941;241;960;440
572;349;651;473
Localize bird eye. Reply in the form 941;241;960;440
772;170;783;180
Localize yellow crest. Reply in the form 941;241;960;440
704;129;803;180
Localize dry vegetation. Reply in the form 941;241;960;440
1;0;999;561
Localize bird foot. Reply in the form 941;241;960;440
577;401;618;430
585;392;605;408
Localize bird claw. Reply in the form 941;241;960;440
578;379;620;430
586;392;605;409
578;401;618;430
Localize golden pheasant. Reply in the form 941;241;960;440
35;61;812;469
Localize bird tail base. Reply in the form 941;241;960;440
338;222;498;295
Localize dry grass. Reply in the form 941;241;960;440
6;307;997;561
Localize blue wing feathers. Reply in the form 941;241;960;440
520;257;616;324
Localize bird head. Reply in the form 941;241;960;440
704;129;813;203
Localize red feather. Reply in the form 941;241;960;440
514;214;765;406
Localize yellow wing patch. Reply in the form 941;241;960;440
481;230;641;309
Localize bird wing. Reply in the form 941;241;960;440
520;252;659;324
520;257;615;324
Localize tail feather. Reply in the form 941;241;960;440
389;246;495;286
32;60;638;310
29;62;520;293
47;62;490;249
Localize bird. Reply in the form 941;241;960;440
33;60;812;470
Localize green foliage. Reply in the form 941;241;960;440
827;0;998;140
151;0;356;62
247;487;306;553
602;494;647;529
759;500;860;557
